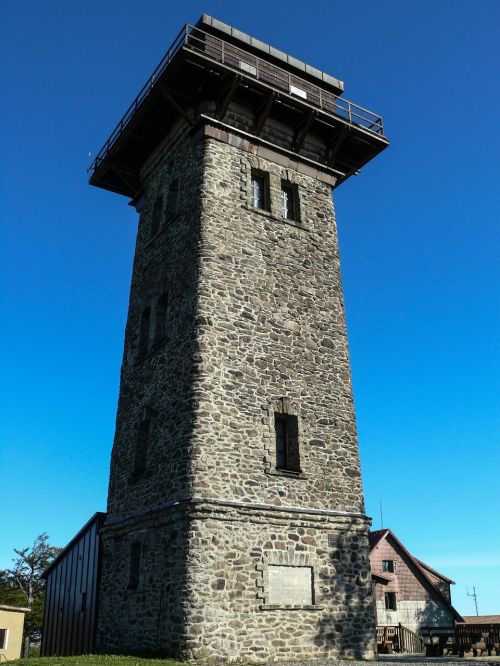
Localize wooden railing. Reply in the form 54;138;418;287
377;624;425;654
455;623;500;657
420;624;500;657
88;23;385;180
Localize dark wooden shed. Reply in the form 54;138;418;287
41;512;106;656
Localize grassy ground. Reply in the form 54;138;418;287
8;656;182;666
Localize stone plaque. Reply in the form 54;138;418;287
268;565;313;605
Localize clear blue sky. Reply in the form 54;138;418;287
1;0;499;616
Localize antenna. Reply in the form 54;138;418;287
467;586;479;616
380;500;384;529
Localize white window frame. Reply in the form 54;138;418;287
251;175;263;209
0;628;9;650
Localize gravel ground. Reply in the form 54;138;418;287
268;658;500;666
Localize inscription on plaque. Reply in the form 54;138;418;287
268;565;313;605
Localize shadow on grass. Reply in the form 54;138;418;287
9;655;183;666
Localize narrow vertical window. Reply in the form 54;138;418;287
251;174;264;209
0;629;7;650
138;307;151;358
251;170;269;210
133;419;151;475
165;180;178;219
280;181;298;221
154;293;169;346
150;196;163;238
275;415;287;469
128;543;141;589
274;413;300;473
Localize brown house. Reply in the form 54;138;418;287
369;529;463;633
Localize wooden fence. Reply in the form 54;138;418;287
420;623;500;657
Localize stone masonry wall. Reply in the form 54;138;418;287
104;119;204;522
97;122;205;654
192;136;365;514
97;509;190;656
97;117;376;660
185;505;376;662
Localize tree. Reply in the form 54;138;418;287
0;533;61;648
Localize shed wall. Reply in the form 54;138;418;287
41;515;104;656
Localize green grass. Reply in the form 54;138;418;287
8;656;182;666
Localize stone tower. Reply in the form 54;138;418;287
89;16;388;662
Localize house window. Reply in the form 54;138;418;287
382;560;396;573
128;542;141;589
0;629;7;650
275;413;300;473
165;179;178;219
133;419;151;475
280;181;298;220
150;195;163;238
137;307;151;358
385;592;397;610
251;171;269;210
154;293;169;346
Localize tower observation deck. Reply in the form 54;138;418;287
89;14;388;197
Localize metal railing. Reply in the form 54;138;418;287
185;26;384;135
88;24;189;176
89;24;385;177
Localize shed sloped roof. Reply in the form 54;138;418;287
42;512;106;579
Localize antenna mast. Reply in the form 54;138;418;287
467;586;479;616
